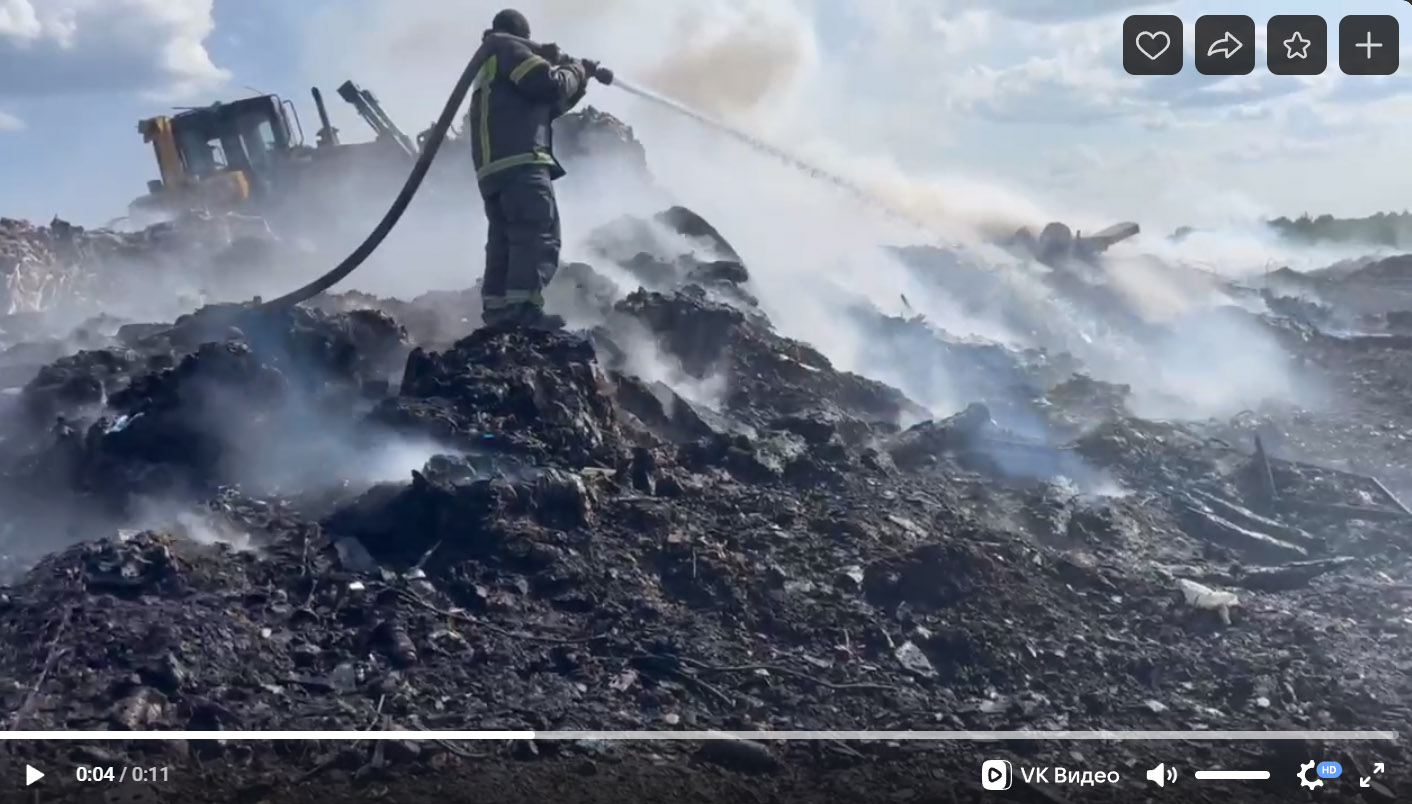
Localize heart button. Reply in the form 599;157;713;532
1135;30;1171;60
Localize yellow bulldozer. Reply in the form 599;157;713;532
128;82;424;227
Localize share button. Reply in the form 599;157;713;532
1196;15;1255;75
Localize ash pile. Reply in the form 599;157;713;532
0;112;1407;804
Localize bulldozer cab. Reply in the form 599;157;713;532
133;94;301;216
167;95;293;192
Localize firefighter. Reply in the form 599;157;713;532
468;9;600;328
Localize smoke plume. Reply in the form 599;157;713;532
280;0;1320;429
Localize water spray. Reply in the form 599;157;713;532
257;61;949;312
609;77;941;235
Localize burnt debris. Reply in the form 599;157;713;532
0;109;1406;803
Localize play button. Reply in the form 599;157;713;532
988;769;1002;782
24;765;43;786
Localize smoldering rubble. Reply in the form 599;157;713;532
0;109;1408;804
0;213;280;318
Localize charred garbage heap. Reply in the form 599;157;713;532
0;213;275;315
0;108;1406;802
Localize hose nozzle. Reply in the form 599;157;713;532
580;59;613;85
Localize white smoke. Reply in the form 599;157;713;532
289;0;1341;423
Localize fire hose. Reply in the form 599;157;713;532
258;53;937;311
258;55;615;310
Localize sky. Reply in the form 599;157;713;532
0;0;1409;232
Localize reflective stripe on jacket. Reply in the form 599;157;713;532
467;31;588;183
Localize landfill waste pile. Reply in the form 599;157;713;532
0;109;1409;804
1265;253;1412;320
552;105;651;182
0;213;279;318
0;105;646;329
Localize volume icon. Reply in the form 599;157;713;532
1146;763;1178;787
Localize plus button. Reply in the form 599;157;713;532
1356;31;1383;58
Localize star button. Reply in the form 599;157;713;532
1284;31;1312;58
1268;15;1326;74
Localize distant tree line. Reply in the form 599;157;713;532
1267;211;1412;249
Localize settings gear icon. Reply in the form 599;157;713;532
1298;760;1324;790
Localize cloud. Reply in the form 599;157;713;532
0;0;227;100
297;0;1411;232
948;51;1137;125
0;109;21;130
1213;136;1327;165
962;0;1168;22
1157;76;1305;110
302;0;820;125
944;17;1317;128
1321;75;1412;105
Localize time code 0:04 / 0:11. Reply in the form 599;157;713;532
74;766;171;784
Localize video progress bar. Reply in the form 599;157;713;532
1196;770;1272;780
0;730;1395;741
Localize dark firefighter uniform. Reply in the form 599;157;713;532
467;29;588;326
